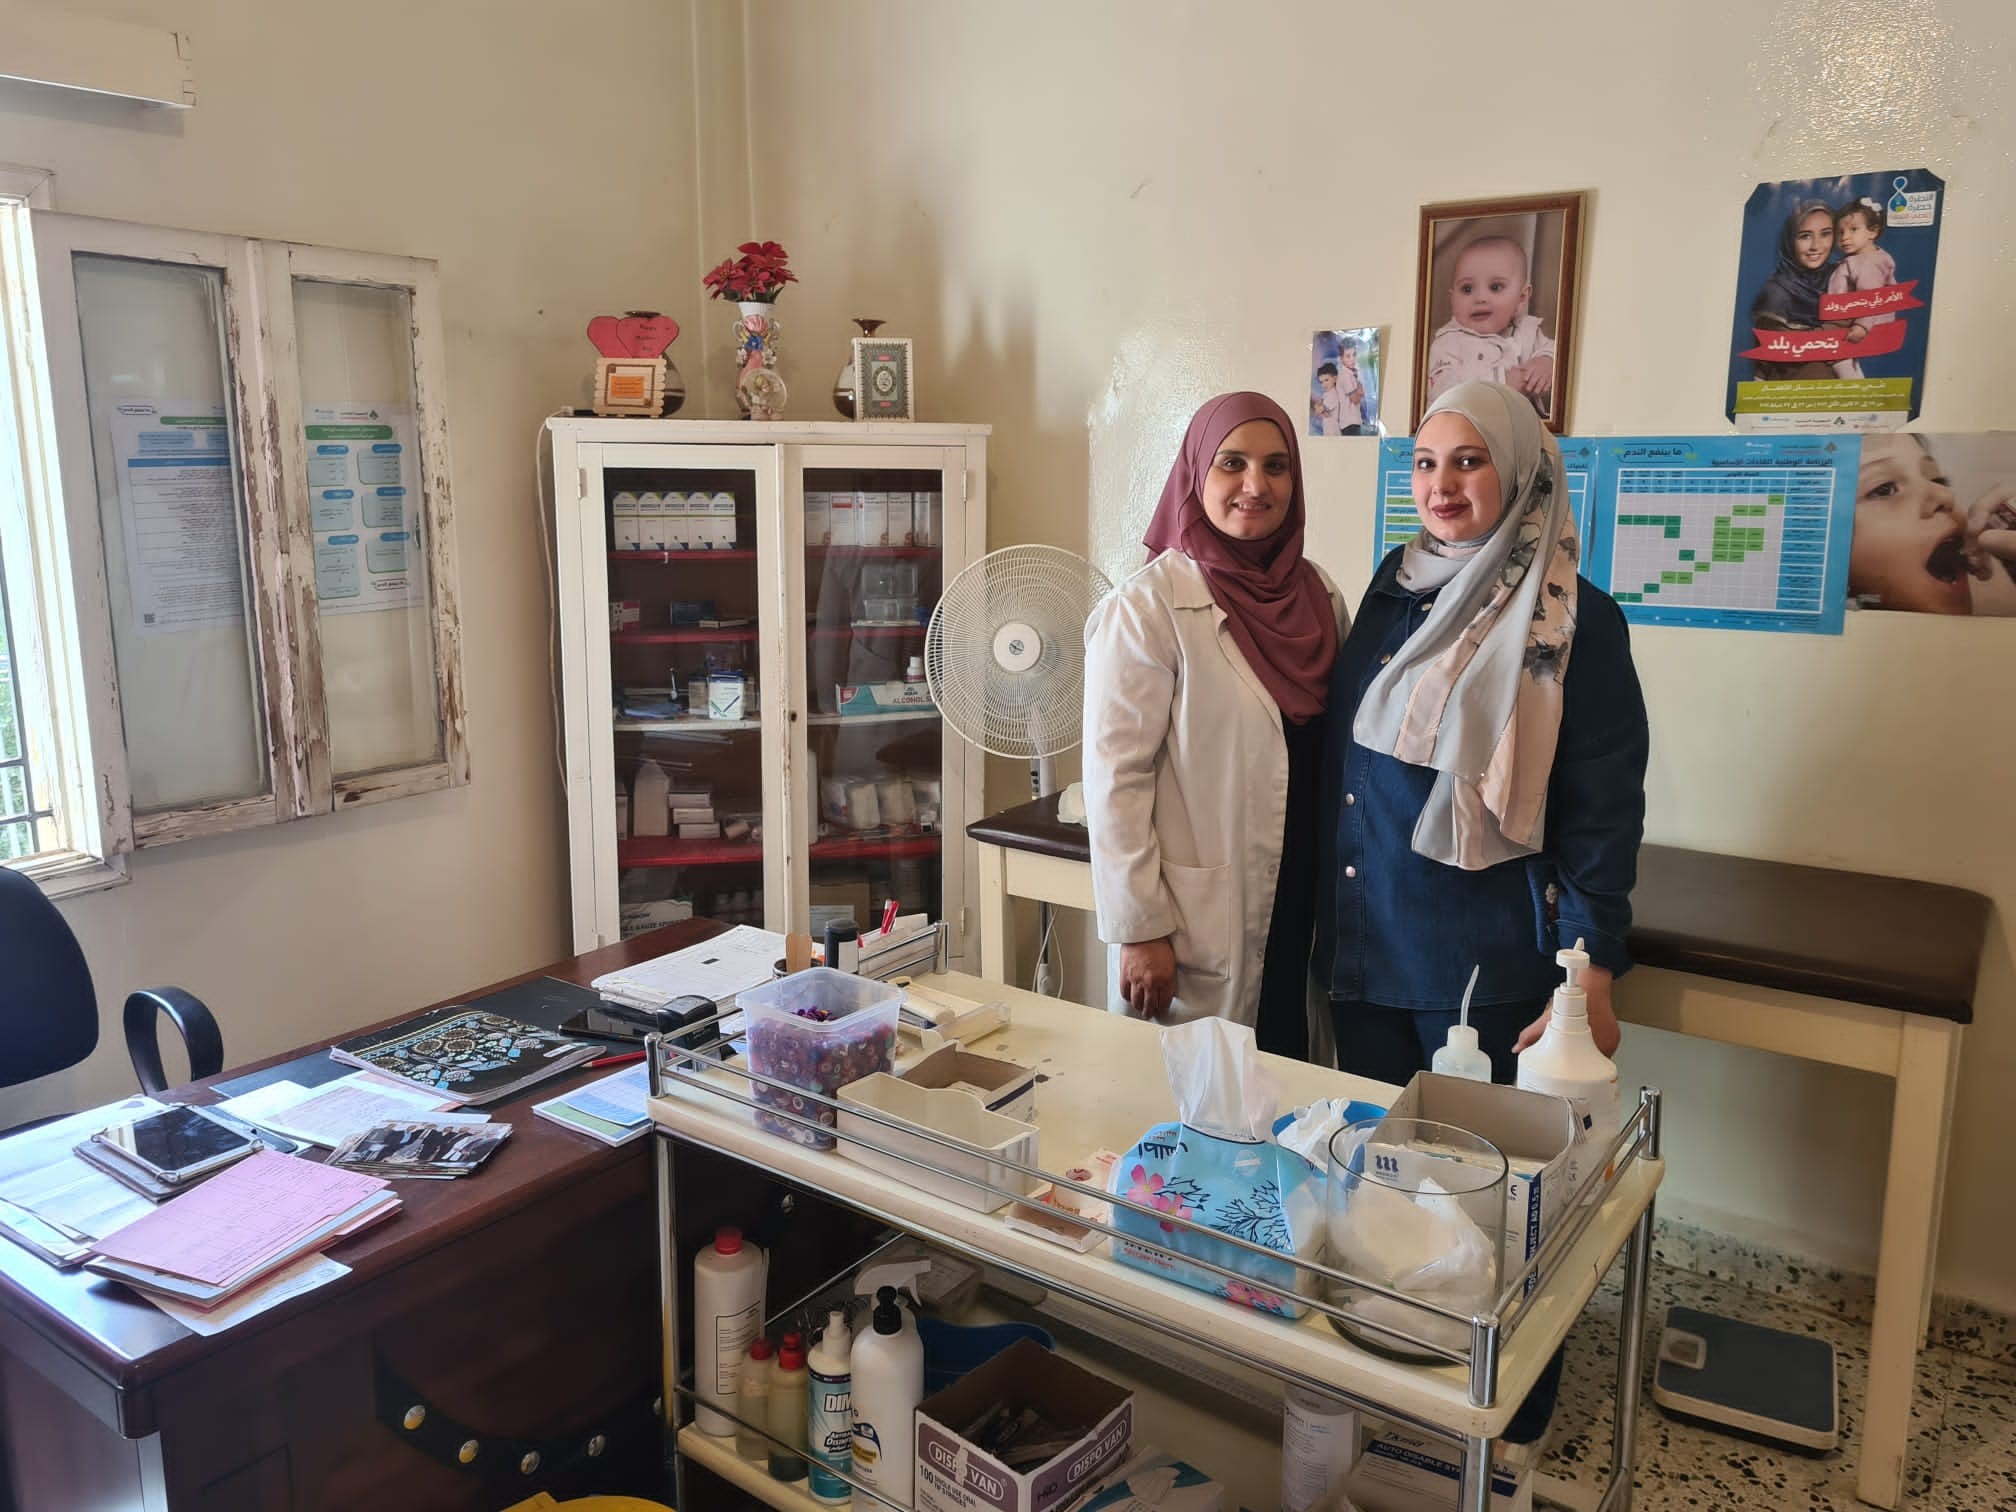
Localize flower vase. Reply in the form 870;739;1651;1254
733;300;787;420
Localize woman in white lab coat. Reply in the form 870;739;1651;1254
1081;392;1346;1057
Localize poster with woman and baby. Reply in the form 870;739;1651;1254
1726;169;1944;433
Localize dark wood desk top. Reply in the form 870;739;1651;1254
0;918;725;1428
969;797;1988;1024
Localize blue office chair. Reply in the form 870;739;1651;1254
0;865;222;1100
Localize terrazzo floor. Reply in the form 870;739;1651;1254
1531;1258;2016;1510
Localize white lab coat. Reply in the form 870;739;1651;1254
1082;550;1348;1044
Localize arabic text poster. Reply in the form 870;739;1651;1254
107;401;246;635
1725;169;1943;433
304;403;424;615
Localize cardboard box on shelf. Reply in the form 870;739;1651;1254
887;490;915;546
805;490;831;547
609;600;641;631
828;491;858;548
1345;1428;1531;1512
834;681;936;715
708;490;737;548
913;1339;1133;1512
858;491;889;548
1382;1072;1577;1301
611;491;641;549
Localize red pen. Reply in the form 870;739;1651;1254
589;1050;646;1069
879;897;900;938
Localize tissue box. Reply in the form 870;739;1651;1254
1109;1119;1325;1318
914;1339;1133;1512
1080;1450;1223;1512
1345;1429;1530;1512
1384;1073;1577;1301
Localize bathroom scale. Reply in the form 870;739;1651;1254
1652;1305;1839;1451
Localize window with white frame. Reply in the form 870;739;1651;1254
0;193;465;892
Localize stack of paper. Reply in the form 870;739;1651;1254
592;924;784;1010
218;1071;486;1149
86;1151;399;1310
532;1063;654;1146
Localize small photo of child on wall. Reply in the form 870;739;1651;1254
1309;327;1383;438
1725;169;1944;432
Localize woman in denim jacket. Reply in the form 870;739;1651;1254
1317;380;1648;1083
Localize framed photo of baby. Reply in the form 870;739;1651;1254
1411;191;1586;435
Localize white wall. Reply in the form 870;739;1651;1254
737;0;2016;1308
0;0;705;1125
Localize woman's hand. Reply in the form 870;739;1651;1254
1964;484;2016;580
1848;322;1870;343
1119;938;1178;1020
1514;963;1621;1057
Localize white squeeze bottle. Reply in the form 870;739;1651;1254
1516;939;1621;1197
807;1307;854;1504
850;1286;925;1506
692;1227;766;1435
1431;964;1492;1082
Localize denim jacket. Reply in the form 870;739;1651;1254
1315;550;1649;1010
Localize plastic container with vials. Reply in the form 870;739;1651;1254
739;968;901;1148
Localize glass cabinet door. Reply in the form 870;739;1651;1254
789;447;967;948
580;443;786;941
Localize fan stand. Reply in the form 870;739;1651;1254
1029;729;1060;997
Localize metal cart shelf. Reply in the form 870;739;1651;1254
646;970;1663;1512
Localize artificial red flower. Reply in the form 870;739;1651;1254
704;241;797;301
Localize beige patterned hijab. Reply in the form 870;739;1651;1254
1351;382;1581;869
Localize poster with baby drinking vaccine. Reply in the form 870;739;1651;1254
1726;169;1944;434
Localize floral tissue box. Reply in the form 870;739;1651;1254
1108;1120;1325;1318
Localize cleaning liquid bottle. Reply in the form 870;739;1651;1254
1515;938;1620;1198
769;1332;810;1482
1431;964;1492;1082
736;1337;774;1461
850;1285;925;1506
693;1226;766;1435
806;1308;854;1504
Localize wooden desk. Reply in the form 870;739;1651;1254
967;797;1989;1510
0;920;724;1512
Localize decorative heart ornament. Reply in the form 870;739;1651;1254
587;312;681;359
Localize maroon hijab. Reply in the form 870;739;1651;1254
1142;392;1337;722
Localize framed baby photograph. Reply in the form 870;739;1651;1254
852;336;915;422
1412;191;1586;435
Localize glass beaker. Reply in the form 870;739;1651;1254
1325;1117;1506;1361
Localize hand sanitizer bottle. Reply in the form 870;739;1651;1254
807;1308;854;1504
1431;964;1492;1082
1515;938;1621;1198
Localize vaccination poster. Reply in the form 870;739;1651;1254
304;403;425;615
1725;169;1943;433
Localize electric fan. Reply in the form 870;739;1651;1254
926;545;1113;992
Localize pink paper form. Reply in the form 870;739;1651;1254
92;1151;389;1287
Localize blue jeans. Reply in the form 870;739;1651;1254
1329;996;1563;1445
